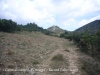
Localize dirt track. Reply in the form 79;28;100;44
35;38;86;75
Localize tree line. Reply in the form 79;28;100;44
60;30;100;58
0;19;52;35
0;19;17;32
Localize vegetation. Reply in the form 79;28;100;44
51;54;64;61
69;20;100;58
75;20;100;33
47;25;67;37
60;29;100;74
0;19;52;35
50;54;68;75
80;59;100;75
0;19;17;32
7;49;14;55
7;65;15;69
61;29;100;58
33;60;40;65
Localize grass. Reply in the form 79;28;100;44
0;32;68;75
51;54;64;61
33;60;40;65
45;41;52;46
81;59;100;75
50;54;68;75
0;32;5;37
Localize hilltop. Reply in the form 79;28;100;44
47;25;67;36
75;20;100;33
47;25;65;33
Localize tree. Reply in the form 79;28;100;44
0;19;17;32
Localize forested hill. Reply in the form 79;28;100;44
0;19;51;34
75;20;100;33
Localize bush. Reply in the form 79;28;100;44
7;49;14;55
51;54;64;61
8;65;15;69
81;59;100;75
33;60;40;64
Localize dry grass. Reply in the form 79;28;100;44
80;58;100;75
49;54;69;75
0;31;100;75
0;31;63;75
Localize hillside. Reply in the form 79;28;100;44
47;25;66;36
75;20;100;33
47;25;66;33
0;31;100;75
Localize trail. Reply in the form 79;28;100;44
36;39;85;75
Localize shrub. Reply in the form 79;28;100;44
7;49;14;55
81;59;100;75
8;65;15;69
64;49;70;52
51;54;64;61
33;60;39;65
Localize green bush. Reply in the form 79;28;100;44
33;60;40;65
51;54;64;61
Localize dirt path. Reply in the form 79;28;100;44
35;39;85;75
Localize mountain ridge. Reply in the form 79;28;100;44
75;20;100;33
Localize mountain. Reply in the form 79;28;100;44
47;25;65;34
75;20;100;33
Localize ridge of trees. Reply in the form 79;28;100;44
0;19;17;32
60;30;100;58
0;19;52;35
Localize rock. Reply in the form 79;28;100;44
40;56;43;58
28;70;35;75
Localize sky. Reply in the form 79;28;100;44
0;0;100;31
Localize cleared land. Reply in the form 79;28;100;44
0;32;99;75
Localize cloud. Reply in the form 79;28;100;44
0;0;100;31
78;15;100;27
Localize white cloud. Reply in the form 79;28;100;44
78;19;87;27
63;18;76;26
0;1;8;10
0;0;100;31
78;15;100;28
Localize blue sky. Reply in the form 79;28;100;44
0;0;100;31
